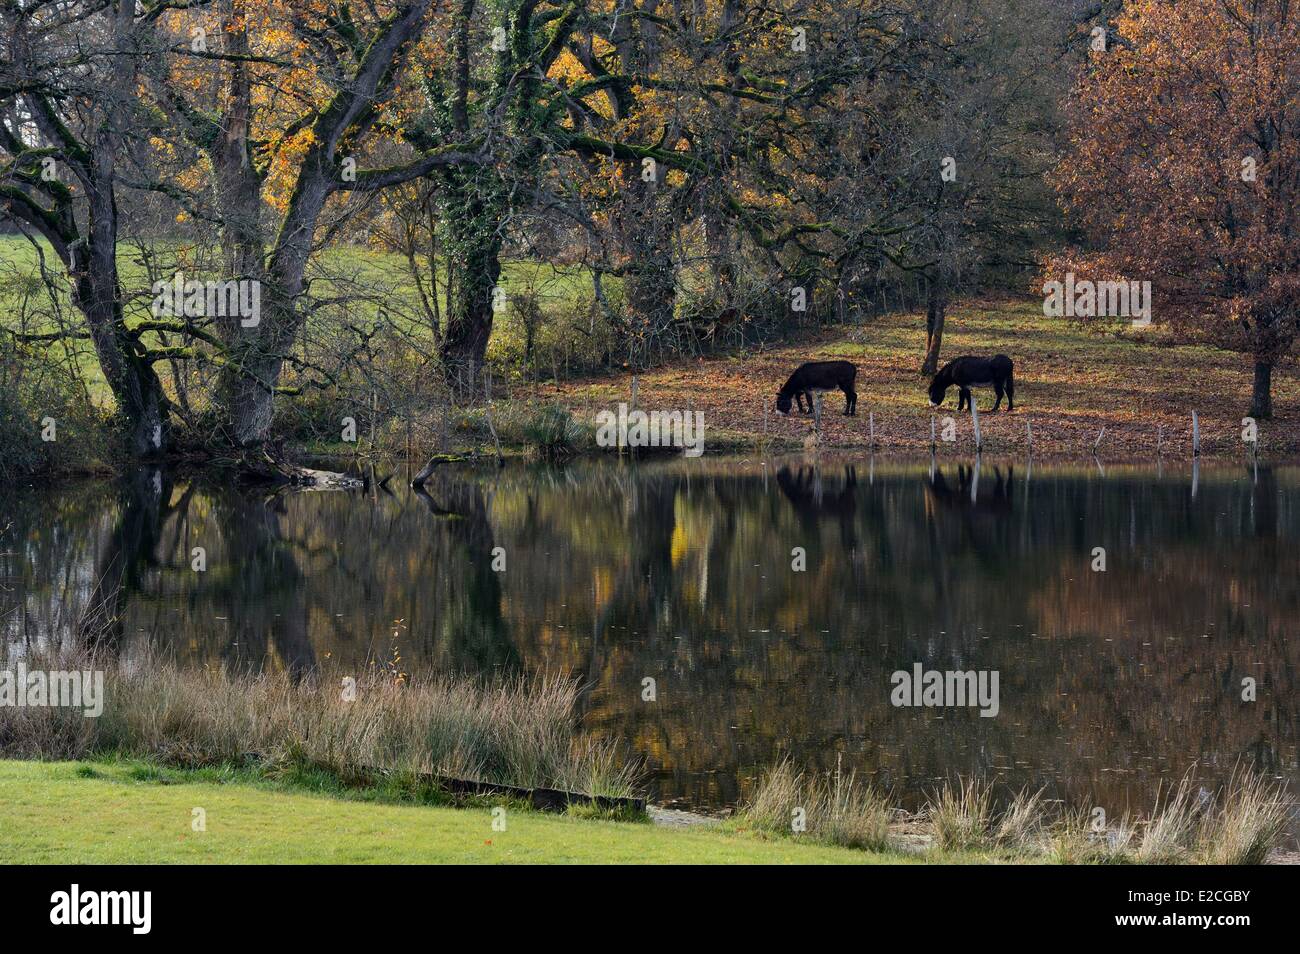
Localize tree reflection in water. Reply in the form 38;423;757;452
2;457;1294;822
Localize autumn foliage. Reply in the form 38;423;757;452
1052;0;1300;417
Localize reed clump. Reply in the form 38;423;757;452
0;647;636;799
741;760;892;852
741;765;1291;864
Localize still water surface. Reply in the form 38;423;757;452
3;456;1296;816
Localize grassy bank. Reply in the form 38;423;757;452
532;297;1300;461
0;653;1289;864
4;757;1290;864
0;759;924;864
0;652;632;800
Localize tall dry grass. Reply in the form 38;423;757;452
742;760;892;851
1133;777;1203;863
744;764;1293;864
0;647;636;798
928;777;996;852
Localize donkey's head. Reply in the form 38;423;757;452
927;373;949;409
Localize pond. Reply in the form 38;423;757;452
3;455;1296;820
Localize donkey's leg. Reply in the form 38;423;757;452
992;382;1004;412
842;386;856;416
958;387;971;412
1006;374;1015;411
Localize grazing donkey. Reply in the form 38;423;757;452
776;360;858;416
927;355;1015;412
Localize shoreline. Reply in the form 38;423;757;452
1;758;1292;865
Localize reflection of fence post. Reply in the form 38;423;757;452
484;376;503;464
970;399;982;452
618;375;637;456
686;397;694;458
1192;411;1200;457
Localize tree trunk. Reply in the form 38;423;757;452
921;292;946;375
608;1;678;366
438;226;502;395
42;0;168;459
215;0;264;281
75;261;166;457
437;169;505;395
215;346;282;447
77;105;167;457
1248;359;1273;420
196;0;435;448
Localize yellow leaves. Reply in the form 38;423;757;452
174;162;209;195
149;137;177;161
550;49;588;85
264;127;318;213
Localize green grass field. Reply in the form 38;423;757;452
0;760;953;864
0;235;612;405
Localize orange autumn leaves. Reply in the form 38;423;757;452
1049;0;1300;354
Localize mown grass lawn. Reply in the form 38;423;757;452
0;760;949;865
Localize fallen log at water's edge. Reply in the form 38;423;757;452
411;453;473;486
426;774;646;814
239;752;645;814
194;445;366;490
